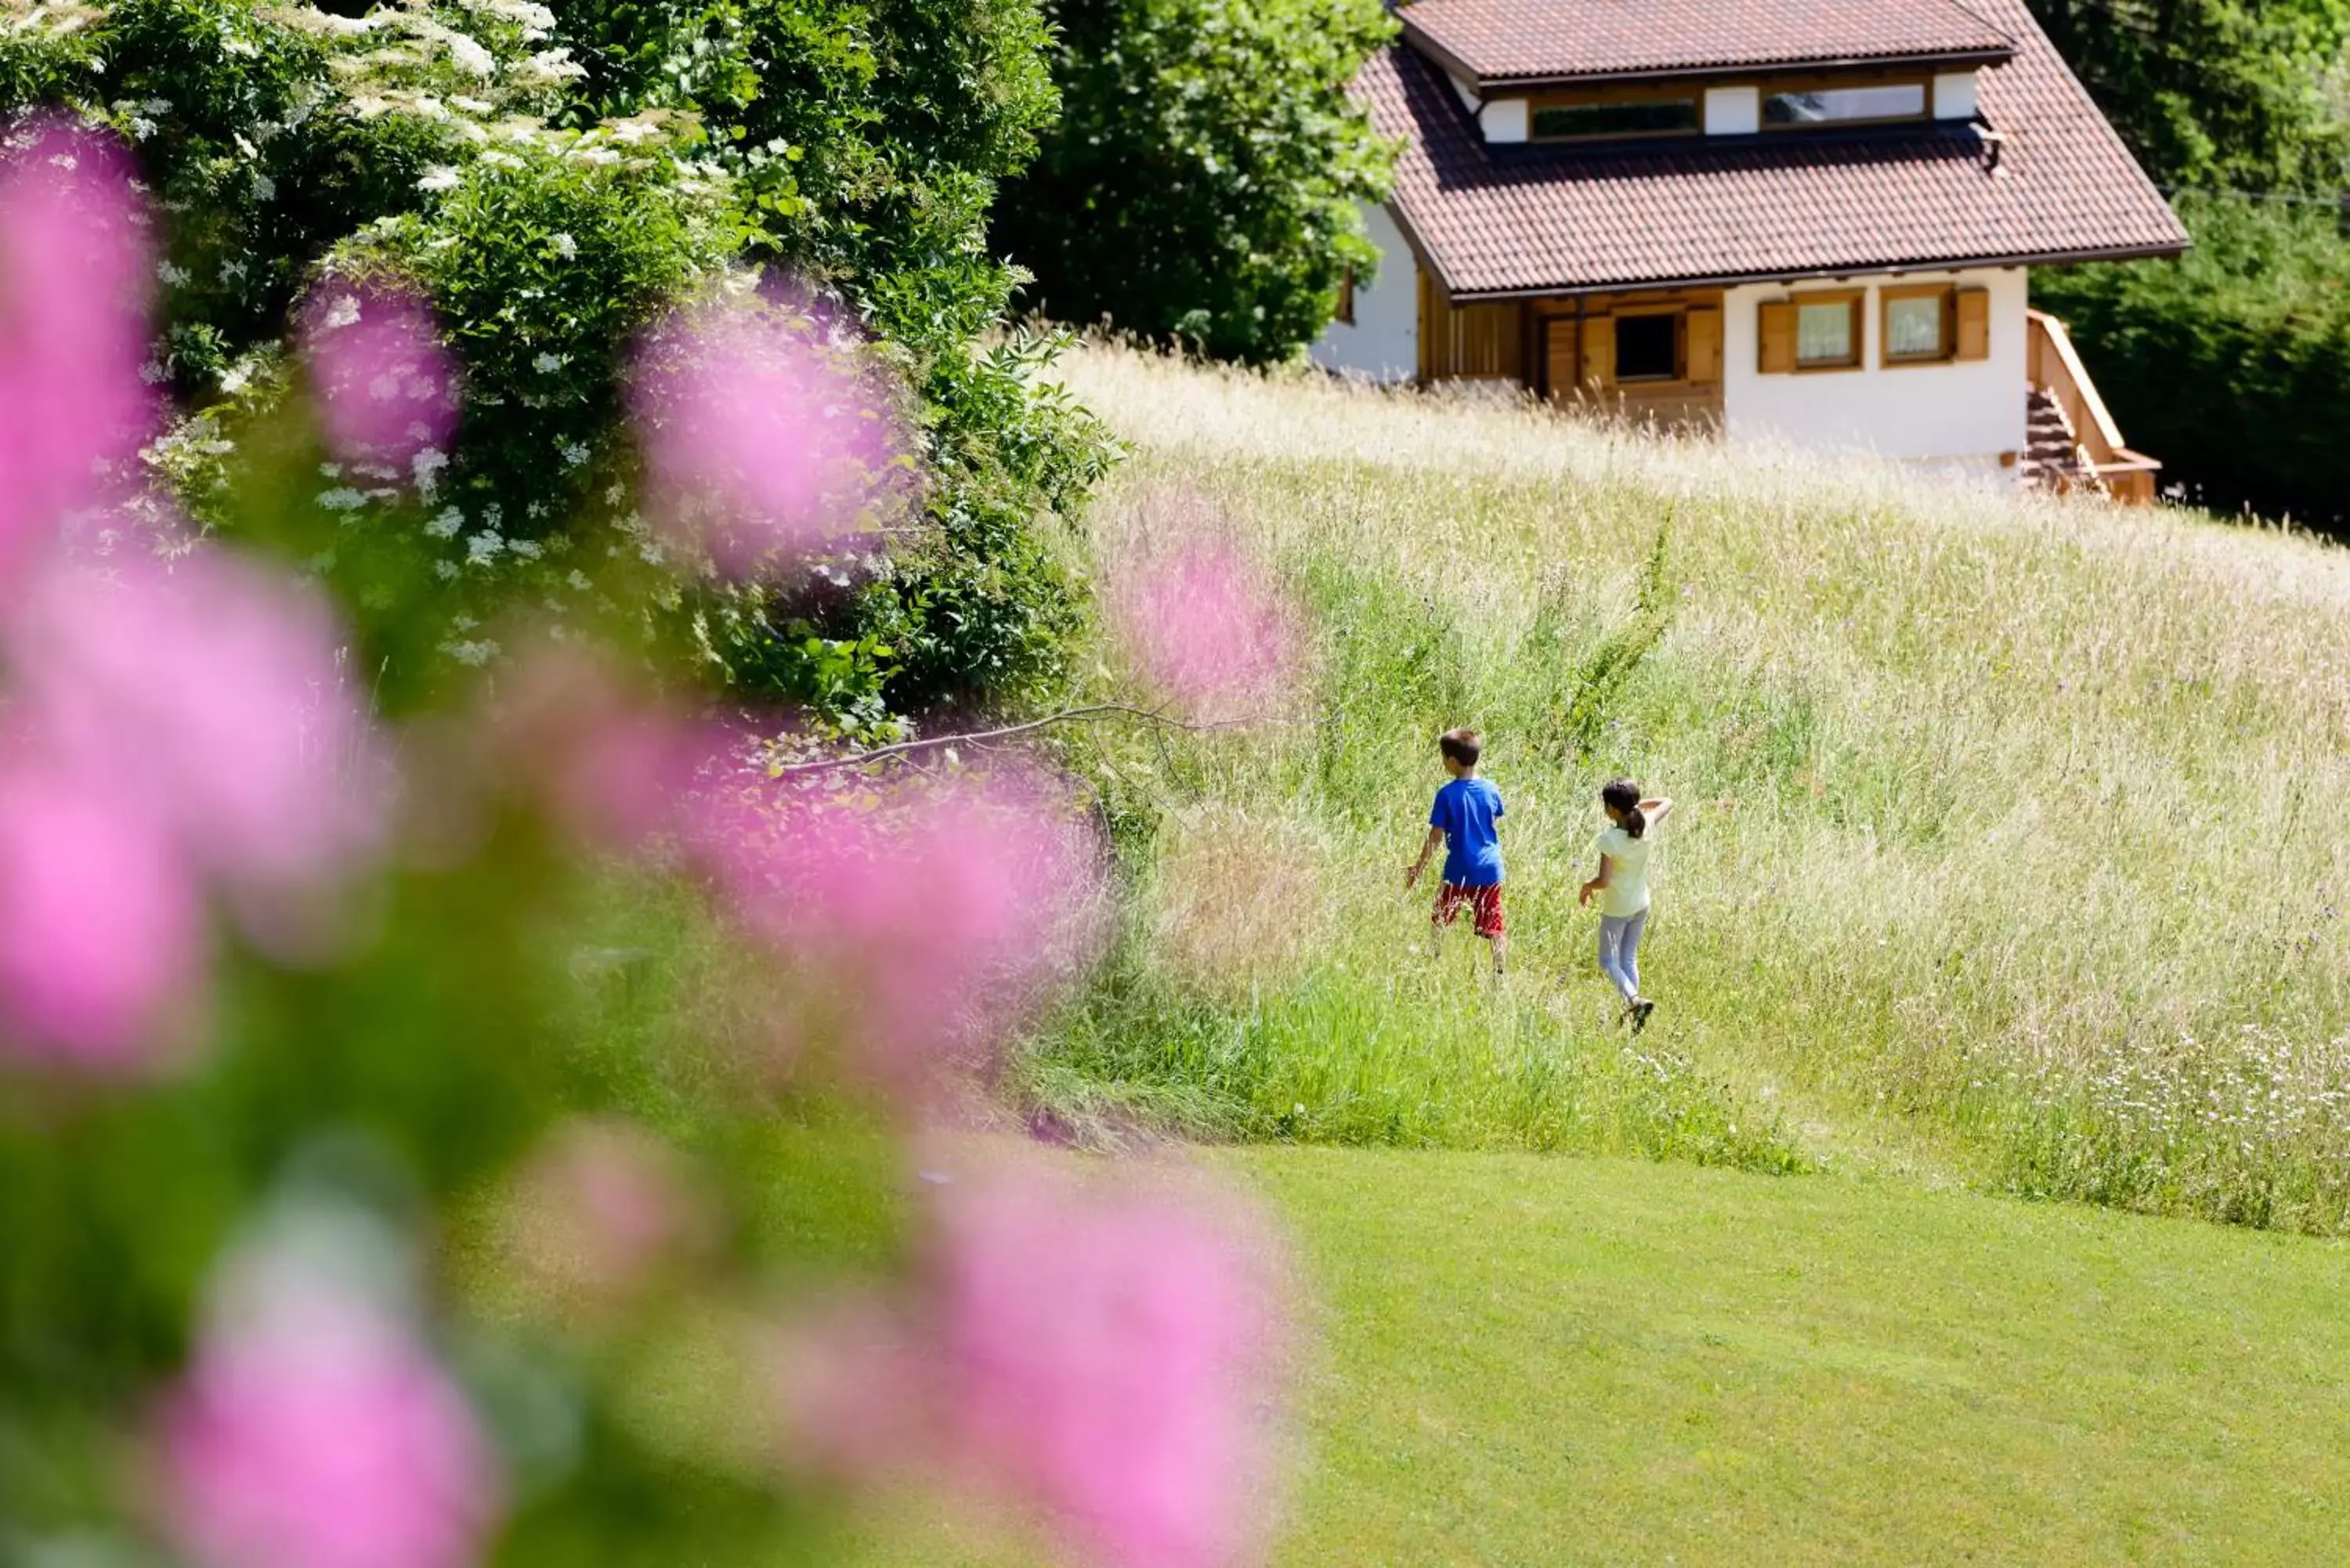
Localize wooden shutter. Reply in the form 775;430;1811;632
1954;287;1990;360
1580;313;1615;392
1758;301;1796;374
1544;317;1579;403
1686;306;1722;383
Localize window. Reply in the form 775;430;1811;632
1336;266;1356;327
1531;98;1699;141
1763;82;1928;128
1614;311;1679;381
1795;293;1862;368
1881;284;1953;363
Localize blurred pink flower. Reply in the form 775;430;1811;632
6;551;388;952
298;281;460;476
0;117;155;593
475;643;709;851
0;762;202;1070
503;1118;707;1313
157;1271;503;1568
1103;539;1300;714
691;771;1105;1089
933;1172;1282;1568
631;300;908;576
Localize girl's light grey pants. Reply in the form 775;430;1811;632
1597;908;1649;1003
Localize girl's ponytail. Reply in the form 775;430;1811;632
1601;778;1644;839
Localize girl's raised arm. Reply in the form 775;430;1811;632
1640;797;1673;827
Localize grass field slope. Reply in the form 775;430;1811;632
1024;344;2350;1236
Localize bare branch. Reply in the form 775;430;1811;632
771;703;1290;776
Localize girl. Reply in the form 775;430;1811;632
1578;779;1672;1032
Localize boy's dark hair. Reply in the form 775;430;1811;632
1602;778;1646;840
1439;728;1481;767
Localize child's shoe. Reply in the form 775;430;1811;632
1629;999;1656;1035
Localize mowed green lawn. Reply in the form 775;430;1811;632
1242;1148;2350;1566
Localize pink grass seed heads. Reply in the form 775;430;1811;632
1103;540;1301;715
299;281;461;479
0;117;157;591
932;1170;1284;1568
631;301;911;577
157;1252;504;1568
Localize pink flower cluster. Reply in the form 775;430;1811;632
157;1246;503;1568
1101;533;1301;715
776;1165;1285;1568
0;124;385;1071
631;297;909;576
299;281;461;478
690;769;1107;1093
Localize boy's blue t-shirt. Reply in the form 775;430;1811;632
1430;776;1505;887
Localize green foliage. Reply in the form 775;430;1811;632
991;0;1397;364
1556;526;1673;761
2026;0;2350;192
2033;194;2350;527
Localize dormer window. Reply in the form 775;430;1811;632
1530;92;1699;142
1763;81;1930;128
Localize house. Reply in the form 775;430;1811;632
1313;0;2188;497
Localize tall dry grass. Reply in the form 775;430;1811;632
1024;342;2350;1231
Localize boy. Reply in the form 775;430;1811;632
1405;728;1506;974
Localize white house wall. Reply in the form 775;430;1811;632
1310;203;1419;381
1722;266;2028;471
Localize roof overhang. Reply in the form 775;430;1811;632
1401;27;2019;96
1418;237;2189;302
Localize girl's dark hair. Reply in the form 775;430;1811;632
1602;778;1645;840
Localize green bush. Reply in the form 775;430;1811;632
2033;195;2350;528
990;0;1396;364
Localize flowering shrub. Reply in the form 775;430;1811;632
0;122;1290;1568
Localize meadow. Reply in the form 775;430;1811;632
1021;343;2350;1234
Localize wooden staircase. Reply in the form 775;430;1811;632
2023;309;2160;503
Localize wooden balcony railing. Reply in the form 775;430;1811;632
2025;309;2161;504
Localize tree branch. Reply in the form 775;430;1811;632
771;703;1288;775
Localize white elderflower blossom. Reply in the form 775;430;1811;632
509;538;543;561
219;364;250;395
425;506;465;539
444;638;501;667
418;166;464;193
443;32;496;76
319;463;344;479
412;448;449;494
532;352;568;374
451;97;494;115
321;294;362;331
316;488;369;511
220;258;247;282
251;173;274;201
549;232;577;260
559;440;589;468
604;482;626;504
566;569;591;591
434;560;461;580
467;532;504;564
138;359;167;385
154;259;188;285
128;117;157;142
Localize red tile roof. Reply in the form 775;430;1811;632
1365;0;2187;295
1403;0;2016;85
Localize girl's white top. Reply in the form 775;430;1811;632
1594;826;1651;918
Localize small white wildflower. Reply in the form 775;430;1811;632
558;440;589;468
549;232;577;260
638;540;664;565
479;150;523;170
532;352;568;374
443;32;496;76
222;37;256;57
219;365;250;395
142;98;172;115
321;294;362;331
467;531;504;563
450;96;493;115
137;359;167;385
573;146;620;167
566;569;591;591
604;482;626;504
434;560;461;580
128;117;157;142
318;462;345;479
509;538;543;561
219;258;247;282
425;506;465;539
418;166;463;193
450;614;479;632
444;638;501;667
316;488;368;511
411;448;449;494
251;173;275;202
155;259;188;286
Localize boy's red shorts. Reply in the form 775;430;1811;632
1433;881;1506;939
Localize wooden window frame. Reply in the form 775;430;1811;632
1879;282;1956;367
1528;85;1703;144
1610;304;1687;385
1790;288;1864;372
1759;71;1932;133
1336;265;1356;327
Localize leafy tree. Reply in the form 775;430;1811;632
2034;194;2350;528
990;0;1397;364
2026;0;2350;192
